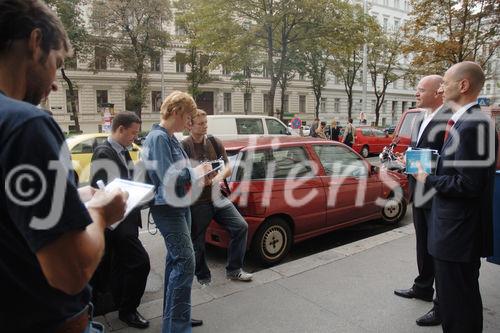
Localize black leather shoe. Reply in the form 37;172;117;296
119;311;150;329
416;308;442;326
191;318;203;327
394;288;433;302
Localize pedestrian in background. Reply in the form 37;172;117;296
90;112;150;329
316;121;328;139
0;1;127;332
142;91;211;333
182;109;253;289
343;118;355;147
330;120;340;141
414;61;497;333
309;118;320;137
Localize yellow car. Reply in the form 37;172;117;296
66;133;141;185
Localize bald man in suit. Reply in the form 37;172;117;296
414;62;497;332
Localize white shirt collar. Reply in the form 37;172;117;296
416;104;443;143
451;102;478;123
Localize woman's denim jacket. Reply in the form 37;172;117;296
142;124;195;206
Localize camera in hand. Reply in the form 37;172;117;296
211;161;221;170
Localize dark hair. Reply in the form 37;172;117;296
320;121;326;126
112;111;141;132
0;0;72;58
348;118;353;123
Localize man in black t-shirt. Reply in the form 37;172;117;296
0;1;127;332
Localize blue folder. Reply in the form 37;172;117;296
405;148;439;174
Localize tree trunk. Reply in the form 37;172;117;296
314;90;321;119
268;78;278;117
266;24;276;117
61;68;81;133
347;91;353;120
280;82;287;122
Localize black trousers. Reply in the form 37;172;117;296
434;258;482;333
412;206;435;296
92;217;150;314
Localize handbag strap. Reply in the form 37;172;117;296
207;135;231;194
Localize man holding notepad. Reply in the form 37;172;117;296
90;112;150;329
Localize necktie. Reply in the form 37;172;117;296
444;119;455;142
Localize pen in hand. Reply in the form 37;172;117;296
96;180;106;191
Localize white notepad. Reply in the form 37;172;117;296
93;178;155;230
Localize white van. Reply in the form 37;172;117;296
206;115;292;139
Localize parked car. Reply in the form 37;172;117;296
339;126;393;158
206;115;292;139
390;109;422;154
383;125;396;136
288;123;311;136
206;136;409;266
134;135;147;146
66;133;141;185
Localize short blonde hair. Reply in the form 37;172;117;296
160;91;197;120
193;109;207;120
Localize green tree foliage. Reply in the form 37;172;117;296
329;4;377;119
46;0;89;133
295;0;363;118
174;0;219;100
89;0;170;119
368;31;406;126
404;0;499;76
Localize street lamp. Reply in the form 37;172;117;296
361;0;368;118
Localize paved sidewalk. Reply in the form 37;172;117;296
100;223;500;332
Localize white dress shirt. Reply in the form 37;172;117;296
416;105;443;143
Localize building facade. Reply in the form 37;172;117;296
45;0;497;134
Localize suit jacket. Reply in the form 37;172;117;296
426;106;497;262
90;140;141;227
409;106;452;209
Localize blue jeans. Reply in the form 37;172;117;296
190;197;248;281
151;205;195;333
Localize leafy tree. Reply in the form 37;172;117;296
197;0;310;116
295;0;358;118
328;4;377;119
404;0;499;76
46;0;89;133
368;31;407;126
89;0;170;119
174;0;217;100
296;44;330;119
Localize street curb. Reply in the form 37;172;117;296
102;222;416;330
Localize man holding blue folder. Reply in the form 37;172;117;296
394;75;451;326
414;62;497;333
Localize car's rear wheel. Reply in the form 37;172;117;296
252;217;292;266
381;191;406;224
361;145;369;158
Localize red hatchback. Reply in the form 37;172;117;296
351;126;394;158
206;136;409;266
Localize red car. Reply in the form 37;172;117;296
206;136;409;266
351;126;393;158
391;109;422;154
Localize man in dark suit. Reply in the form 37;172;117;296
415;61;497;332
90;112;151;329
394;75;451;326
